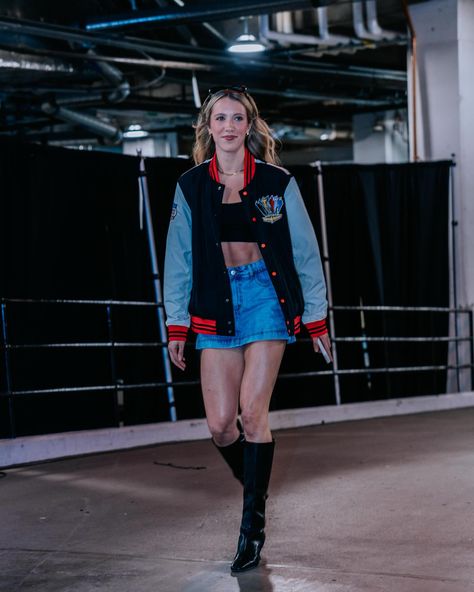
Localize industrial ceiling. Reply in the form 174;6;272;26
0;0;430;159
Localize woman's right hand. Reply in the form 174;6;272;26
168;340;186;370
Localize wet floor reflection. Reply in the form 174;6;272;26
180;562;274;592
233;563;274;591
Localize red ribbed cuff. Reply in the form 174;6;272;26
304;318;328;338
167;325;189;342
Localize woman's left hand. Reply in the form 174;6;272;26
313;332;333;363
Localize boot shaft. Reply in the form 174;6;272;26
243;440;275;493
213;433;245;485
241;440;275;533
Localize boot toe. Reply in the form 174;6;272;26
230;535;263;573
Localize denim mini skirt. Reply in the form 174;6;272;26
195;258;296;349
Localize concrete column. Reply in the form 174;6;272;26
353;109;409;164
408;0;474;391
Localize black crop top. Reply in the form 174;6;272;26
220;201;254;242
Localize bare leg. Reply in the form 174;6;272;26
230;340;285;573
239;340;286;442
200;347;245;446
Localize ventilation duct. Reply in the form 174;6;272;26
0;50;74;72
41;102;122;142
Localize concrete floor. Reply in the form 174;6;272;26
1;407;473;592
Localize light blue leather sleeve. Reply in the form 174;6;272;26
285;176;328;323
163;183;193;328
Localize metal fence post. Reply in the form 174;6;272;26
314;162;341;405
449;161;461;392
138;155;177;421
469;309;474;391
1;302;15;438
105;304;120;426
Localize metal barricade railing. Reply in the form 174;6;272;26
330;305;474;395
0;297;173;438
0;297;473;439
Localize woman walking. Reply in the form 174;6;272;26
164;85;331;573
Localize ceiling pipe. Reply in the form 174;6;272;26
85;96;198;114
249;86;403;107
0;40;214;74
365;1;399;40
273;124;352;142
191;72;201;108
167;0;228;44
0;16;225;63
35;48;131;134
87;48;130;103
155;0;200;48
316;6;360;47
353;1;402;41
275;11;293;34
0;17;405;84
260;11;358;48
352;1;373;39
42;82;401;115
53;94;104;106
200;21;228;44
273;10;293;47
41;101;122;142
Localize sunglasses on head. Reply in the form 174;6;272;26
207;85;249;97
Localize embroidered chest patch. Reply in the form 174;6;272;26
255;195;284;223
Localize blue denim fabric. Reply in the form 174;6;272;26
195;258;296;349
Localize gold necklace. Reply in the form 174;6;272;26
217;166;244;176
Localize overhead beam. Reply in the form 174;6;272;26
84;0;332;31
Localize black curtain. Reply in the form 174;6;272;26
0;140;191;437
0;139;451;437
317;162;451;404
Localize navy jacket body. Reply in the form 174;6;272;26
164;158;327;341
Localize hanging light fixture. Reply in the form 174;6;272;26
123;124;149;139
228;17;266;54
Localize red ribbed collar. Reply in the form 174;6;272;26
209;147;256;186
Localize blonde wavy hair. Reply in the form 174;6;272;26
192;88;280;165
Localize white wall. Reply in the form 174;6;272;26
408;0;474;391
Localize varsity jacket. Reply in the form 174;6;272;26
163;151;328;342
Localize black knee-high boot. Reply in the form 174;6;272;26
213;432;245;485
231;440;275;573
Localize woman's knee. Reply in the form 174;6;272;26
208;416;238;445
240;408;269;440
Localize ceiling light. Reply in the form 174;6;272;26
228;17;266;54
123;124;149;139
228;33;266;53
